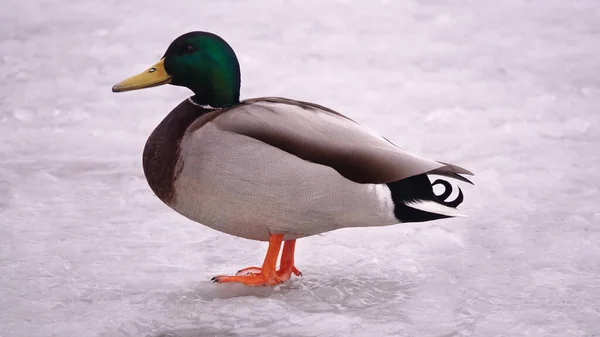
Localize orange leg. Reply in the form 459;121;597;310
276;240;302;282
212;234;284;286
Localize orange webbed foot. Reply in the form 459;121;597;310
216;264;301;284
211;234;285;287
211;273;282;286
211;236;303;287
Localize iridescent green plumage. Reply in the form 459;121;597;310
162;32;241;107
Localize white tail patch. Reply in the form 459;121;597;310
404;200;469;218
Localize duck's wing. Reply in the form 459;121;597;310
208;97;472;185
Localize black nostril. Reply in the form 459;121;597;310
149;67;156;73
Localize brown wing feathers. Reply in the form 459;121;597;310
214;97;472;186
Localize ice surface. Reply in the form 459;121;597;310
1;0;599;336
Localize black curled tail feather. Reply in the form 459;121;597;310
431;179;464;208
387;174;466;223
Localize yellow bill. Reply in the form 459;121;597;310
112;58;171;92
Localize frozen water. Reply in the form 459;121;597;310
1;0;599;336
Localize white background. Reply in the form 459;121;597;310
1;0;599;336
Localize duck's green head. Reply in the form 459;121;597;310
112;31;241;107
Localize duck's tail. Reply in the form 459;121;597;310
387;173;472;223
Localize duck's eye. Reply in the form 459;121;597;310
183;45;196;54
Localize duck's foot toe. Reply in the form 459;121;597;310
235;266;262;276
212;273;282;287
276;265;302;282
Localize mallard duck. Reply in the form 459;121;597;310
112;31;473;287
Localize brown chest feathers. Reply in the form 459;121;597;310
142;98;217;204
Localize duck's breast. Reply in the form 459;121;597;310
142;99;218;206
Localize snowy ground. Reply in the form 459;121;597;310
1;0;600;336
